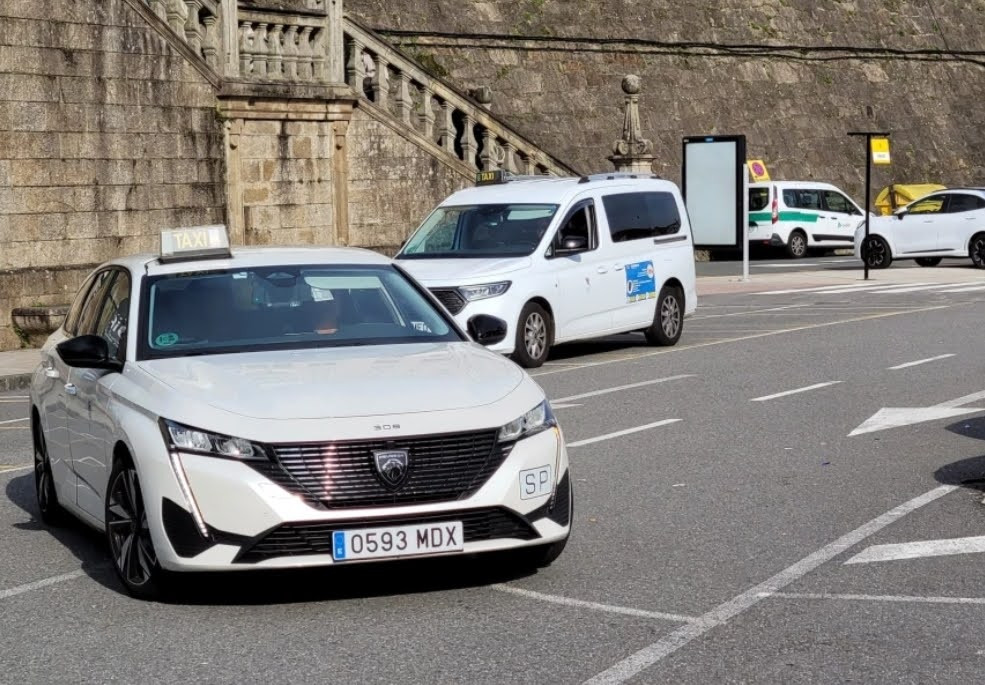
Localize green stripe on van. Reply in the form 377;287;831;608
748;211;820;224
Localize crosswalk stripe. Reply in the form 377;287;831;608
939;284;985;293
754;282;976;296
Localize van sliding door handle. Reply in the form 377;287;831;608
597;266;608;274
613;264;624;271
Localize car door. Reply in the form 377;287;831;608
821;190;863;243
601;191;687;331
38;272;101;501
897;193;949;253
543;197;615;339
941;192;985;253
65;268;129;518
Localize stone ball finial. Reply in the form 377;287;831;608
622;74;642;95
472;85;494;106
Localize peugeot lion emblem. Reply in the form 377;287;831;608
373;449;410;488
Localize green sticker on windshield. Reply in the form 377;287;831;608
155;332;179;347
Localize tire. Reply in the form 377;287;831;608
915;257;943;267
861;235;893;269
970;233;985;269
33;423;67;526
511;302;552;369
105;453;173;600
644;286;684;347
786;230;808;259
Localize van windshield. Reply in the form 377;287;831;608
749;187;770;212
398;204;558;259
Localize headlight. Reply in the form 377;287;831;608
498;400;557;442
161;419;268;460
459;281;511;301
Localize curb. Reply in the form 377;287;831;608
0;373;32;393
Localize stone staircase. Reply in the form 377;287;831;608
132;0;575;178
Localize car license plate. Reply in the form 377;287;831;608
332;521;464;561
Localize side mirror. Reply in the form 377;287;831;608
56;335;123;372
896;211;906;221
554;236;588;257
467;314;508;347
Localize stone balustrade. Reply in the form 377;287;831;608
237;11;327;81
343;19;573;177
142;0;222;68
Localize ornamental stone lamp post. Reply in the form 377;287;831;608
608;74;655;173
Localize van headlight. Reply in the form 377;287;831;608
459;281;511;301
498;400;557;442
161;419;268;460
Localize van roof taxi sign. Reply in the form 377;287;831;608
160;225;232;263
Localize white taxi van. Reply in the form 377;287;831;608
748;181;865;258
29;225;571;599
396;171;698;368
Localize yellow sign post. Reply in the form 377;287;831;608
747;160;770;182
871;137;891;165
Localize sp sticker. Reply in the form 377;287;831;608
155;332;179;347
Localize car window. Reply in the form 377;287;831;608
823;191;857;215
92;271;131;360
76;270;117;336
140;264;461;360
908;194;947;214
792;189;821;211
398;204;558;259
946;193;985;213
602;192;681;242
63;273;97;336
554;201;597;252
749;188;769;212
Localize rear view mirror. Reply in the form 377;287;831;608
56;335;123;372
467;314;508;347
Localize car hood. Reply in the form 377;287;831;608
139;343;525;420
397;257;532;284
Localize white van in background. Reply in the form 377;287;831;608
396;171;697;368
748;181;865;258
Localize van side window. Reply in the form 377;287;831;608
554;201;598;252
788;189;821;210
602;192;681;242
749;188;769;211
822;191;859;215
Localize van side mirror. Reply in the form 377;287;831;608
553;236;588;257
467;314;508;347
56;335;123;372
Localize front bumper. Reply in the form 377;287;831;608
148;428;571;571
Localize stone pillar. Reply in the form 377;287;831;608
221;0;239;77
608;75;655;174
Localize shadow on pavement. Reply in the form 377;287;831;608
935;417;985;491
5;471;543;606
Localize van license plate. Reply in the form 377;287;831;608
332;521;464;561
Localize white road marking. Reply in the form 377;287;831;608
567;419;681;448
0;570;87;601
750;381;841;402
0;465;32;474
753;263;821;268
939;284;985;293
868;283;954;294
553;375;694;404
765;591;985;606
849;388;985;436
583;484;957;685
0;417;27;425
753;283;873;295
888;354;955;370
551;403;582;410
491;585;699;624
846;535;985;564
689;304;809;321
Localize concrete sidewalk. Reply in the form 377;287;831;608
1;264;983;391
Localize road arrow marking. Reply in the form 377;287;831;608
848;407;980;436
849;389;985;436
845;535;985;564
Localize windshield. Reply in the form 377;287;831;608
138;265;461;360
397;204;558;259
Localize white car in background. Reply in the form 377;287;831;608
29;226;572;600
855;188;985;269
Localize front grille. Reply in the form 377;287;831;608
235;508;539;563
429;288;467;315
270;430;512;508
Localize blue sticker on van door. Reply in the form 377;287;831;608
625;261;656;303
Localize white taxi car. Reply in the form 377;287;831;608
29;226;571;599
396;171;697;368
856;188;985;269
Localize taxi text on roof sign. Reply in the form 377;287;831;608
160;225;232;263
476;169;507;186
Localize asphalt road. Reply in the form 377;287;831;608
5;281;985;683
693;250;957;277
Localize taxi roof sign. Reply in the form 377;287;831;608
476;169;507;186
160;225;232;263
